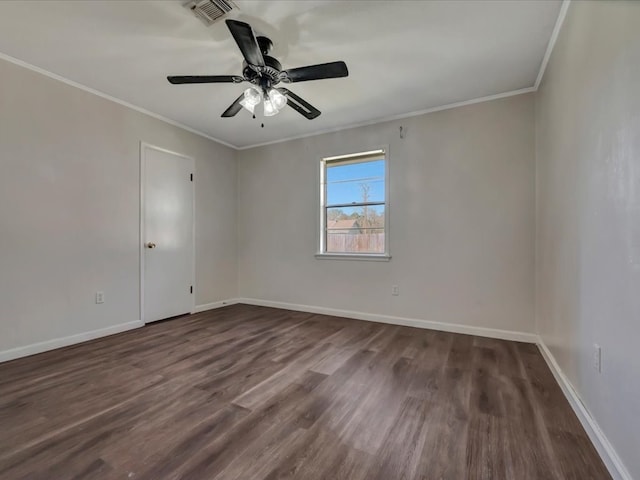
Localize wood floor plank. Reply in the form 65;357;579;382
416;366;473;479
126;403;250;479
262;424;373;480
333;330;415;454
466;412;509;480
499;376;560;479
366;396;432;480
0;304;611;479
546;428;612;480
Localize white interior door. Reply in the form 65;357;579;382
141;143;194;323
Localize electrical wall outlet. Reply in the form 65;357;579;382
95;291;105;304
593;344;602;373
391;285;400;296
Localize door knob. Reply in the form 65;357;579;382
146;242;157;249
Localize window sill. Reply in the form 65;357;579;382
315;253;391;262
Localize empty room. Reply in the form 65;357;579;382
0;0;638;479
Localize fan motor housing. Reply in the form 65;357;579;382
243;42;282;87
256;36;273;55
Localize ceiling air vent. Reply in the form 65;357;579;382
186;0;237;26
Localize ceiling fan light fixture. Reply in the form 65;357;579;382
243;87;262;107
239;97;255;114
263;98;278;117
269;88;287;110
168;20;347;120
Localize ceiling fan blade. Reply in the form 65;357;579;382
281;61;348;83
167;75;244;84
225;19;265;67
221;93;246;118
278;88;321;119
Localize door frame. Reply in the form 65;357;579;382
139;141;196;324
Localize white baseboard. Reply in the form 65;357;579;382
235;297;538;343
538;341;632;480
0;299;238;364
192;298;239;314
0;320;144;364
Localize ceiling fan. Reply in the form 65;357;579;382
167;19;349;120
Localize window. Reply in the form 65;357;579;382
318;148;389;259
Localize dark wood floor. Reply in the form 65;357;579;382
0;304;610;480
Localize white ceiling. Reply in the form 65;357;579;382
0;0;562;149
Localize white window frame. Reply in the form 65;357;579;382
316;146;390;261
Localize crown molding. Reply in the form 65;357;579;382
534;0;571;90
237;87;536;150
0;51;237;150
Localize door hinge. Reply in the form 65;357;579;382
190;173;193;181
190;285;193;294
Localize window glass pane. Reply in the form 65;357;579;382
326;205;385;254
326;160;384;206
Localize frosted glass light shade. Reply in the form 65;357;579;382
240;97;255;114
243;87;261;107
263;99;277;117
269;89;287;110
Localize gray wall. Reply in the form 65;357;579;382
535;1;640;477
0;57;237;353
237;94;536;334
